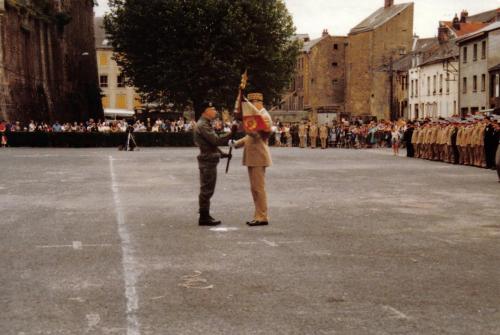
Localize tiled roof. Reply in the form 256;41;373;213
414;38;439;53
441;21;489;37
94;17;112;49
456;21;500;44
302;35;328;53
392;53;413;72
349;2;413;35
420;39;459;66
467;8;499;23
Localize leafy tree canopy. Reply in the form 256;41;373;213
104;0;300;117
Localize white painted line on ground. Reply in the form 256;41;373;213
430;237;458;245
209;227;239;232
72;241;83;250
35;243;113;249
383;305;410;320
36;244;73;249
109;156;141;335
261;239;278;247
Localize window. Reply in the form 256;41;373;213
101;95;109;109
117;74;126;88
99;75;108;88
333;44;338;50
116;94;127;109
473;44;478;61
463;47;468;63
439;74;443;94
99;53;108;66
433;75;437;95
463;77;467;94
481;41;486;59
481;74;486;92
411;80;414;98
332;62;338;67
427;76;431;96
473;75;477;92
415;79;418;97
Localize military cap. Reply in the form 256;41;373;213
200;101;215;111
247;93;264;102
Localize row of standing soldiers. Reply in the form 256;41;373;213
406;119;499;169
297;123;329;149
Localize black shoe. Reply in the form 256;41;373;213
246;220;269;227
199;210;221;226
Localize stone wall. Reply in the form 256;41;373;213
346;3;414;120
0;0;102;123
307;36;346;117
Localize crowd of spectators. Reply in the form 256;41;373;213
0;117;200;135
270;119;405;150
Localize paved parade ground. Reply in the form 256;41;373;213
1;147;499;335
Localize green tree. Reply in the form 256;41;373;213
104;0;300;118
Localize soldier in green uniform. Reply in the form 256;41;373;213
194;102;235;226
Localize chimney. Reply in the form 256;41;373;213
452;14;461;30
460;10;468;23
438;24;449;44
322;29;329;37
385;0;394;8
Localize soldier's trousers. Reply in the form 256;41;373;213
478;146;486;167
320;137;327;149
466;145;474;165
199;162;218;211
299;136;306;148
248;166;268;222
311;137;317;148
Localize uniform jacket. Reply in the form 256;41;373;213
194;116;231;162
235;133;272;167
298;125;307;137
309;125;319;137
319;126;329;139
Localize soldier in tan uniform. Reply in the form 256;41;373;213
309;122;319;149
319;124;329;149
430;124;439;161
438;123;448;162
411;126;420;158
457;123;466;165
476;121;487;168
230;93;272;226
463;123;473;165
298;122;307;148
423;124;431;160
445;124;455;163
436;124;444;161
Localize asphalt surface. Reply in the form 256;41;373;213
0;147;499;335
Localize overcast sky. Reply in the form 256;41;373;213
94;0;500;38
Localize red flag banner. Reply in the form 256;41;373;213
242;101;272;133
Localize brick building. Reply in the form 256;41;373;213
0;0;102;123
345;0;414;121
280;31;346;124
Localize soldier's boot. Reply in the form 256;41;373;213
199;209;221;226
